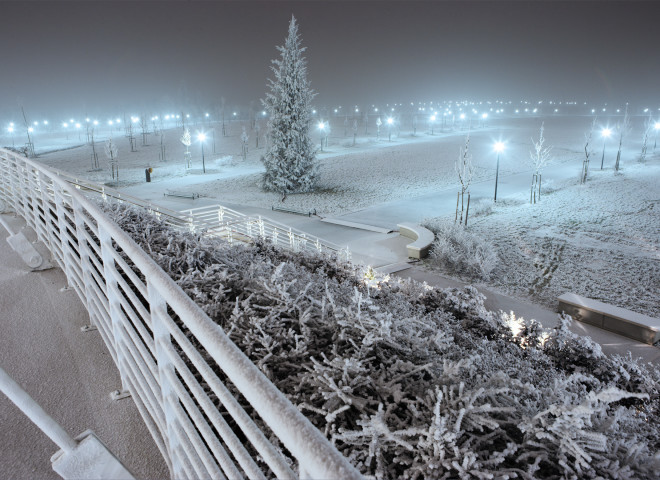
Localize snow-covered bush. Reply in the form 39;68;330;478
468;198;493;218
101;202;660;480
422;218;498;280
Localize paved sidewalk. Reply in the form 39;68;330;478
0;214;168;479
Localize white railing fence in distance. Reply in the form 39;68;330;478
184;204;352;262
0;148;362;480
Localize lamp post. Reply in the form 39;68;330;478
430;115;436;135
8;125;14;147
318;121;325;152
493;141;505;202
654;122;660;151
600;127;611;170
387;117;393;141
197;132;207;173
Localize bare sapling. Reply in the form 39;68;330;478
21;107;35;158
529;122;551;203
241;126;249;160
581;117;596;184
455;133;474;225
140;115;150;146
639;114;652;163
90;127;100;170
221;97;227;136
159;130;166;162
614;105;630;172
105;137;119;185
181;128;192;168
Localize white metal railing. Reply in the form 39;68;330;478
39;163;352;262
184;204;351;261
0;148;362;480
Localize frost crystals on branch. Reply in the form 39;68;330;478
261;16;318;195
455;133;474;225
530;122;552;203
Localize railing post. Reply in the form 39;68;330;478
52;183;77;289
97;223;129;397
36;170;57;254
72;198;100;332
148;279;182;479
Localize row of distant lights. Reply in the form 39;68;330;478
8;102;660;135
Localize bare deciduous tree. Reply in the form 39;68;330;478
455;133;474;225
529;122;552;203
105;138;119;184
639;114;652;163
181;128;192;168
581;117;597;184
614;105;630;172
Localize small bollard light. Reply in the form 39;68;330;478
145;167;153;182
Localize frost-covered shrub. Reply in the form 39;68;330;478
469;198;493;218
213;155;233;167
422;218;498;280
102;202;660;480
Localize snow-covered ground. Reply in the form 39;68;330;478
6;113;658;319
423;160;660;318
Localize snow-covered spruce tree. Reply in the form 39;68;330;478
261;16;318;194
530;122;551;203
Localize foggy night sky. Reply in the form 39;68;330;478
1;0;658;118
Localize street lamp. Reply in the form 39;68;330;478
654;122;660;151
387;117;394;141
318;121;326;152
493;141;505;202
600;127;611;169
197;132;207;173
430;115;436;135
8;125;14;146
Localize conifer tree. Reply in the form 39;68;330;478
261;16;318;194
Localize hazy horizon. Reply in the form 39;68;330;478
2;1;658;120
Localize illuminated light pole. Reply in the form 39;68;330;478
430;115;436;135
493;141;505;202
600;127;611;170
8;125;14;146
197;132;207;173
654;122;660;151
318;121;325;152
387;117;393;141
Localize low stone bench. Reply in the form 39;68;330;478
558;293;660;345
397;223;435;259
164;190;199;200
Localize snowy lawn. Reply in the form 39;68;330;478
103;202;659;479
423;159;660;319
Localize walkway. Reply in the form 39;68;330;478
0;213;168;479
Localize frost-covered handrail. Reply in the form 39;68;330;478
0;148;362;480
185;204;351;261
